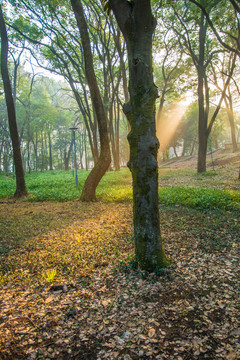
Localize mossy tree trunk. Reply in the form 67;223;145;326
71;0;111;201
0;5;28;197
109;0;169;270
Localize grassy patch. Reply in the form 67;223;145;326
1;167;240;210
0;168;132;202
159;186;240;211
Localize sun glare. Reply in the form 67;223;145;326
156;98;190;152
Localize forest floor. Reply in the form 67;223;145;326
0;152;239;360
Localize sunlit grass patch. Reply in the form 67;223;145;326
159;186;240;210
97;186;132;202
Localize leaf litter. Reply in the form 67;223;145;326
0;198;239;360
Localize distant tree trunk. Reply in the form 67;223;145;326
71;0;111;201
27;139;31;173
108;103;120;170
110;0;169;270
3;143;9;173
64;139;73;171
190;137;197;156
0;5;27;197
197;14;208;173
67;74;99;165
224;95;238;152
84;130;88;171
35;133;38;173
79;134;84;169
114;101;120;170
173;146;179;158
48;132;53;170
41;133;44;171
181;140;186;157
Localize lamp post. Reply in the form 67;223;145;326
69;127;78;187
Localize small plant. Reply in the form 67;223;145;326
43;268;57;283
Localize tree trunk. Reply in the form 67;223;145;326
173;146;179;158
48;132;53;170
41;133;44;171
71;0;111;201
35;133;38;173
110;0;169;270
197;14;208;173
224;95;238;152
109;103;120;170
114;101;120;171
190;136;197;156
84;130;88;171
64;139;73;171
0;5;28;197
67;75;99;165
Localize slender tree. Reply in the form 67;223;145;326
0;4;27;197
70;0;111;201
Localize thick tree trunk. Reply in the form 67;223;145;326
110;0;169;270
0;5;28;197
71;0;111;201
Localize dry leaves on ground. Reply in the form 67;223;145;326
0;200;239;360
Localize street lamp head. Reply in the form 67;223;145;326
69;127;78;131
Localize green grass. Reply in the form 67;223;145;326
0;171;85;201
0;168;239;211
159;186;240;211
0;168;132;202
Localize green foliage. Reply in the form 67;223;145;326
0;168;239;211
97;168;132;202
159;186;240;211
43;268;57;283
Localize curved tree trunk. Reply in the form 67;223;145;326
110;0;169;270
71;0;111;201
0;5;28;197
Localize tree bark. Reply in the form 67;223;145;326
64;139;73;171
71;0;111;201
0;5;28;197
109;0;169;270
224;95;238;152
48;132;53;170
197;14;208;173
